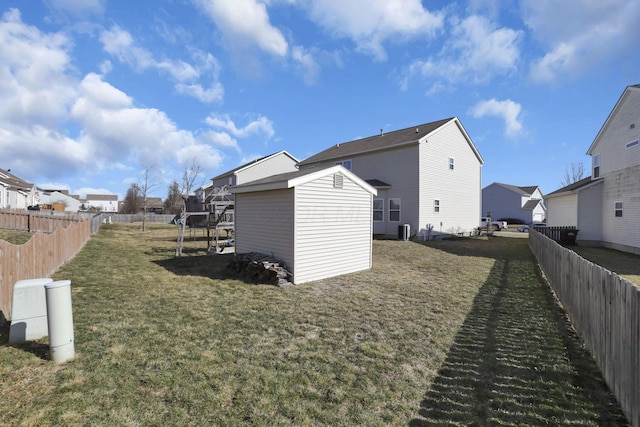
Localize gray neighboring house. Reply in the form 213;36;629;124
211;151;299;188
547;84;640;253
231;165;376;284
298;117;484;238
481;182;546;224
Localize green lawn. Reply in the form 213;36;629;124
0;224;627;426
569;245;640;287
0;229;34;245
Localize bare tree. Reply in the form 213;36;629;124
175;161;202;257
139;166;159;232
561;162;585;187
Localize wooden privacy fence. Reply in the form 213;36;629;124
0;209;83;233
0;218;90;322
529;230;639;426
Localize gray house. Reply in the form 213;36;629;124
231;165;376;284
547;84;640;253
299;117;484;238
482;182;546;224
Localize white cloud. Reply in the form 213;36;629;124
291;45;320;85
99;25;224;103
405;15;521;91
470;98;523;137
204;113;275;140
203;131;240;151
302;0;444;61
194;0;288;57
522;0;640;83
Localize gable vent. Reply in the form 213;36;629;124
630;124;636;129
333;173;344;189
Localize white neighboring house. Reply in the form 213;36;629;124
298;118;484;238
231;165;376;285
84;194;118;212
40;190;81;212
0;168;40;209
212;151;299;188
547;84;640;253
482;183;546;224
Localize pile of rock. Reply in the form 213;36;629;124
227;252;293;287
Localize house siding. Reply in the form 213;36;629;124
601;164;640;253
234;189;295;268
547;194;577;227
300;144;420;237
236;152;298;185
294;173;372;284
482;184;522;220
420;121;481;235
576;182;603;244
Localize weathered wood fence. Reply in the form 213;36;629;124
0;211;91;322
0;209;82;233
529;230;639;426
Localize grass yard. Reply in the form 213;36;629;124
0;223;628;426
569;245;640;287
0;229;34;245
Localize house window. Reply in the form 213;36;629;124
434;199;440;213
335;159;352;170
449;157;455;170
373;198;384;221
389;198;401;222
593;154;600;178
615;201;623;218
626;139;639;149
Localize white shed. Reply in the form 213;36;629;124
231;165;377;284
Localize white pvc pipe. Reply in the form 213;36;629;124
44;280;75;363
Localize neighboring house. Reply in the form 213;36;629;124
193;182;214;212
482;183;546;224
0;168;39;209
84;194;118;212
40;190;81;212
144;197;165;214
211;150;299;188
548;84;640;253
545;177;603;246
298;117;484;238
231;165;376;284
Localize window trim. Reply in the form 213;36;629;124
593;154;600;178
434;199;440;213
626;139;639;149
614;201;623;218
335;159;353;170
389;198;401;222
373;198;384;222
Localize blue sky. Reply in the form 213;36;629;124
1;0;639;200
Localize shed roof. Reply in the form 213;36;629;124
230;165;377;196
299;117;483;165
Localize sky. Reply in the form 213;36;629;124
1;0;639;200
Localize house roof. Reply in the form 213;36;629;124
522;199;542;210
85;194;118;201
0;168;34;191
211;150;299;181
230;165;377;196
545;176;603;198
486;182;541;196
587;84;640;155
365;179;392;188
298;117;484;166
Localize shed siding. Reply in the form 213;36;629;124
420;121;481;235
235;189;295;268
547;194;577;227
299;144;420;237
236;153;298;185
294;173;372;284
576;182;603;243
